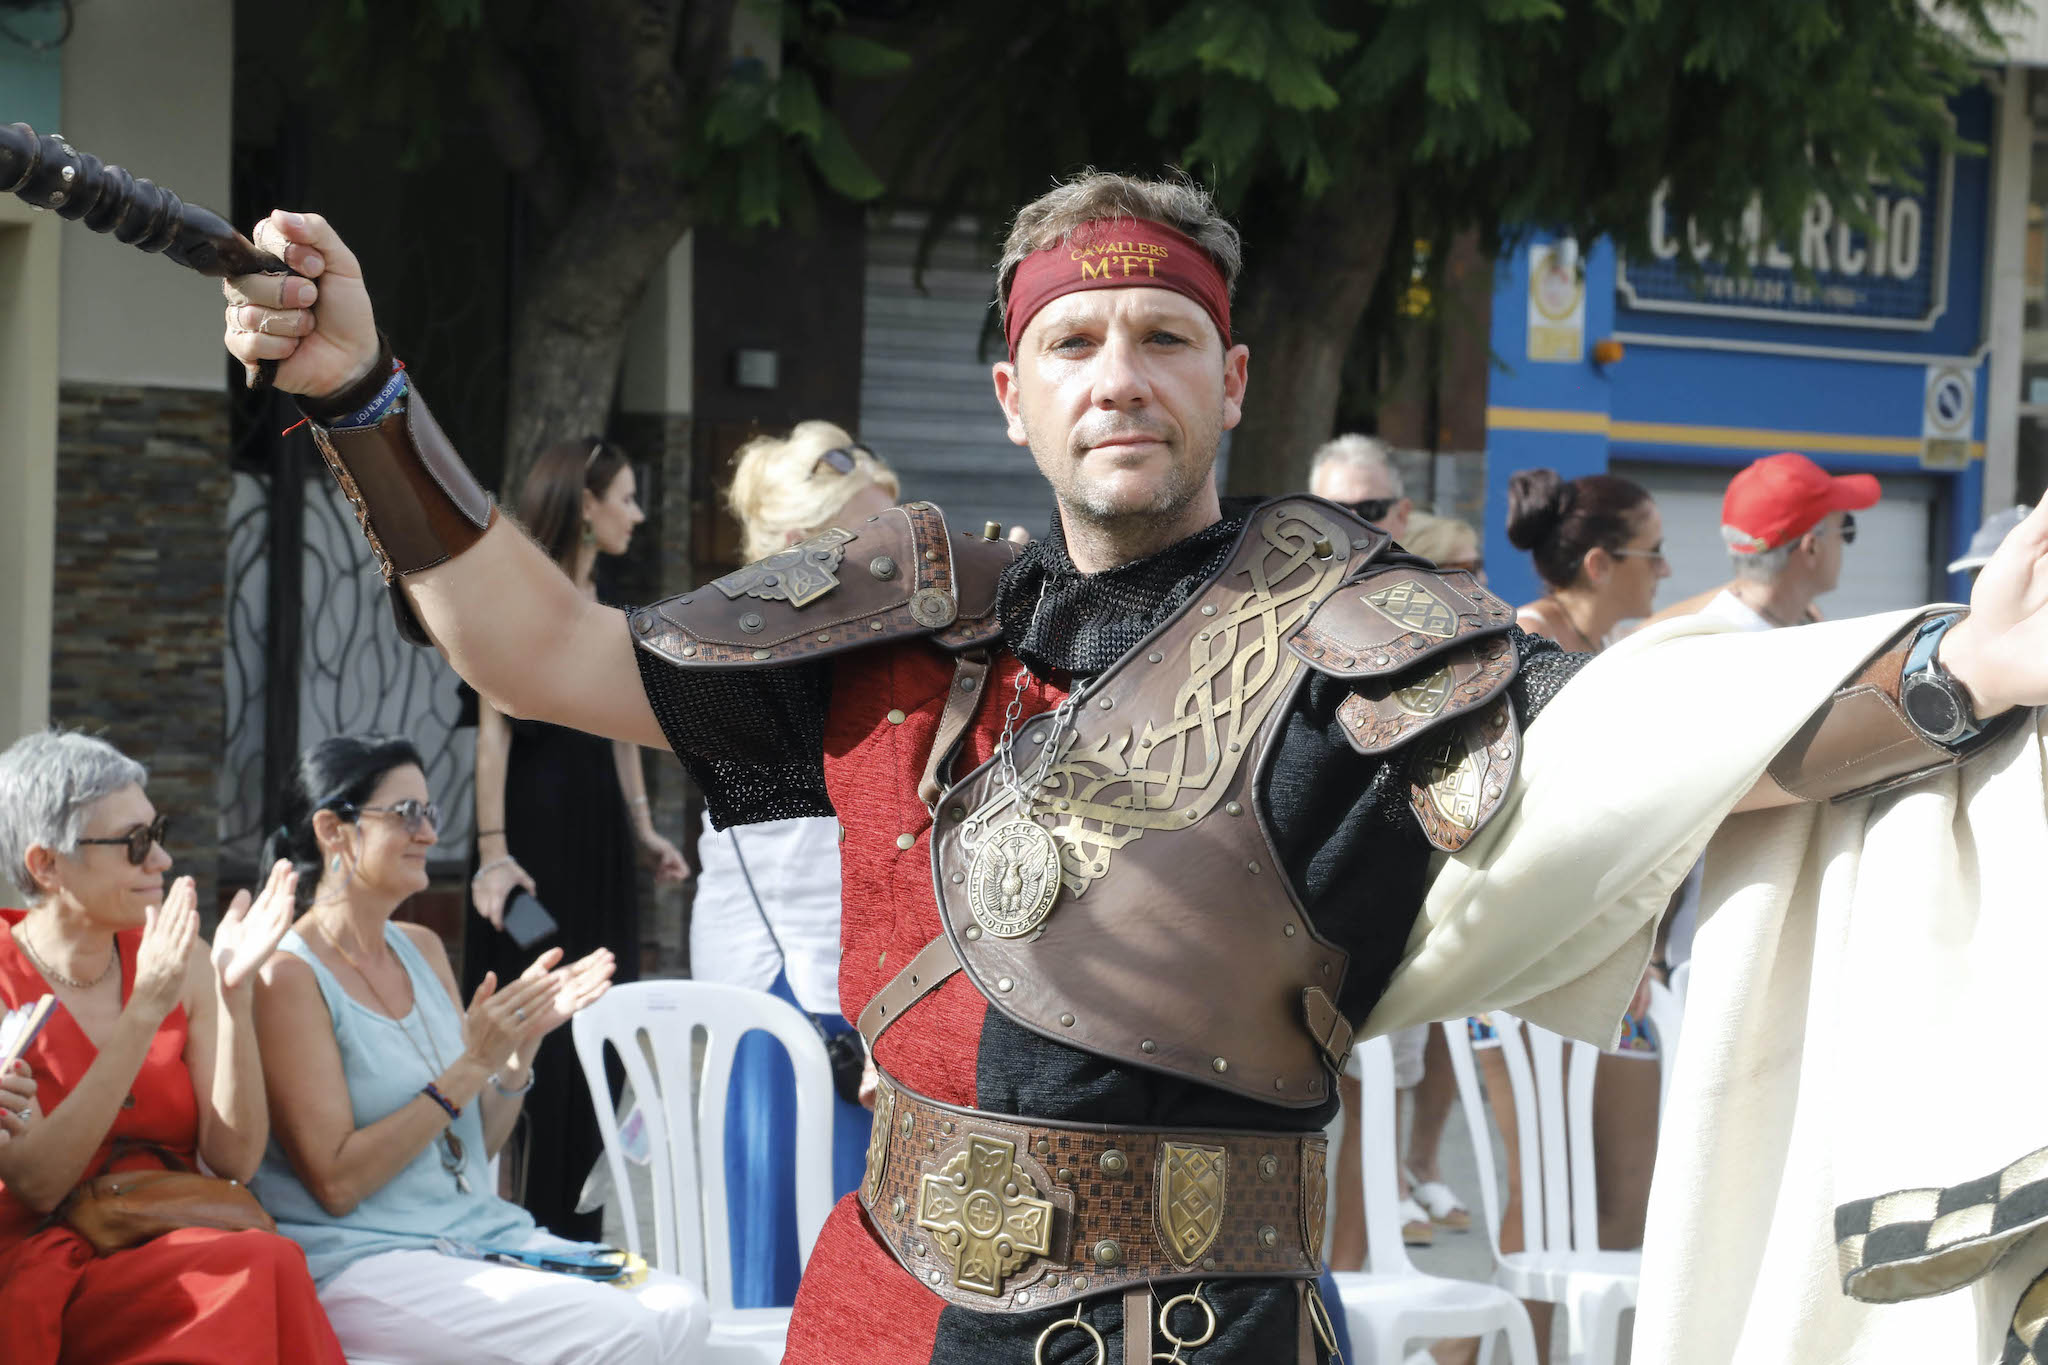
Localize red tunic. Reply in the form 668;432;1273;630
0;909;344;1365
785;645;1067;1361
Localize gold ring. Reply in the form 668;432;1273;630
1157;1288;1217;1351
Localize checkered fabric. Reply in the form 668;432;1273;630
2005;1267;2048;1365
1835;1143;2048;1306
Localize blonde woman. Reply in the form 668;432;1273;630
695;421;895;1308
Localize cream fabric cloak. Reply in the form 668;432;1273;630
1368;607;2048;1365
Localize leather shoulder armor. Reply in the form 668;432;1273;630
628;500;1022;668
1287;558;1522;852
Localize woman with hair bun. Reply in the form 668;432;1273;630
464;437;689;1242
697;420;896;1308
1505;466;1669;650
1457;466;1670;1364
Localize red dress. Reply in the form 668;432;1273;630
0;908;344;1365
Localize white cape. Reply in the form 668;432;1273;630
1367;608;2048;1365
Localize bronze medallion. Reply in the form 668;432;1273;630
916;1134;1055;1295
965;818;1063;939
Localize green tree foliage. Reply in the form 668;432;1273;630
873;0;2011;491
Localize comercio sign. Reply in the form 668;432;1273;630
1616;142;1954;332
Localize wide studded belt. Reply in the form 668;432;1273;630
858;1071;1328;1314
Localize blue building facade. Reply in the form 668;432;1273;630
1484;86;2000;617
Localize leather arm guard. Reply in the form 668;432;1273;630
1768;610;2026;803
299;345;495;645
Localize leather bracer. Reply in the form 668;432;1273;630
1767;610;2023;803
302;361;495;645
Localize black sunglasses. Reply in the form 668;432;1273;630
811;444;872;479
336;799;442;837
76;814;170;866
1840;512;1858;545
1341;497;1397;525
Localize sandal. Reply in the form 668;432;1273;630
1405;1169;1472;1232
1398;1195;1435;1247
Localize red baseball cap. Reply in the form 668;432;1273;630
1721;453;1881;554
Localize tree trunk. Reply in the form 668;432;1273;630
1225;173;1400;499
502;187;695;487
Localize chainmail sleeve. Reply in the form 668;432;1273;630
632;646;834;828
1507;625;1593;724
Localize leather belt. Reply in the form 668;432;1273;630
858;1071;1328;1314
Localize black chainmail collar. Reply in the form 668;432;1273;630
995;499;1260;679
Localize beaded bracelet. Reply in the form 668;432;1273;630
420;1082;461;1120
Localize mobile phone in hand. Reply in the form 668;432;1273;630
501;889;559;951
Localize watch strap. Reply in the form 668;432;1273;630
1899;611;1982;746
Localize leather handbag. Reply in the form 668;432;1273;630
53;1139;275;1255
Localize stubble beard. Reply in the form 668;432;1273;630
1023;416;1222;565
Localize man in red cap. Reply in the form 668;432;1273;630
1704;451;1881;629
216;174;2048;1365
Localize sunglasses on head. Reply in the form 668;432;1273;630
1341;497;1397;525
811;444;872;479
335;799;442;837
76;814;169;866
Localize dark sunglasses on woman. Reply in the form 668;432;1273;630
337;799;442;837
76;813;170;866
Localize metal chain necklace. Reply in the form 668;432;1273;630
319;919;473;1193
17;921;119;990
965;579;1092;941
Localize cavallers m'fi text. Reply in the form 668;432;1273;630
1071;240;1170;279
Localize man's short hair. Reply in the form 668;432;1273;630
1309;434;1405;499
0;730;148;901
1730;538;1793;582
996;170;1243;336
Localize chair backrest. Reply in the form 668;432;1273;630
1641;978;1683;1119
1442;1011;1605;1259
569;980;837;1313
1354;1034;1421;1278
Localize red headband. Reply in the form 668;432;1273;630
1003;217;1231;361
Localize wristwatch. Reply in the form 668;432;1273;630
1899;611;1983;747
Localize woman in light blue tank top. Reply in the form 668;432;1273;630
250;737;707;1365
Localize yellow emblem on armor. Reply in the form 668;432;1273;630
1157;1141;1227;1266
1364;579;1457;639
863;1081;895;1203
711;527;855;610
916;1134;1055;1296
966;819;1063;939
1419;727;1486;829
1300;1140;1328;1263
1391;666;1453;717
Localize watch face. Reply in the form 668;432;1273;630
1903;676;1962;740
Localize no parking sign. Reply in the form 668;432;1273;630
1921;364;1975;469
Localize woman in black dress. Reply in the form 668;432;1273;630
464;439;689;1240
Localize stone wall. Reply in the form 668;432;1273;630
50;381;229;911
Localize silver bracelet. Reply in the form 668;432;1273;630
472;855;516;882
628;795;651;809
490;1067;537;1097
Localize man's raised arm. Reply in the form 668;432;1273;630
220;211;665;750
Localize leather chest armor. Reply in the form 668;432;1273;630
636;498;1524;1100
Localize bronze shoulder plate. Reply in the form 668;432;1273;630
1287;564;1514;679
1335;632;1520;757
1406;697;1521;852
628;501;1021;668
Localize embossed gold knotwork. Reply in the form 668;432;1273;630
1364;579;1456;639
1391;666;1453;717
1157;1141;1227;1266
863;1080;896;1203
956;508;1351;901
916;1134;1055;1296
711;527;855;609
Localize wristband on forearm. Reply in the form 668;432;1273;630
1767;610;2024;803
298;339;495;645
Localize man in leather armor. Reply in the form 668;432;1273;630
218;175;2048;1364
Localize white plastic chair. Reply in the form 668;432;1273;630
1443;1013;1640;1365
571;980;838;1364
1641;978;1684;1119
1329;1034;1540;1365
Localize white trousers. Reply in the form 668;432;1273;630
320;1231;709;1365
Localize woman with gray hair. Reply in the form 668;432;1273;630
0;729;338;1364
